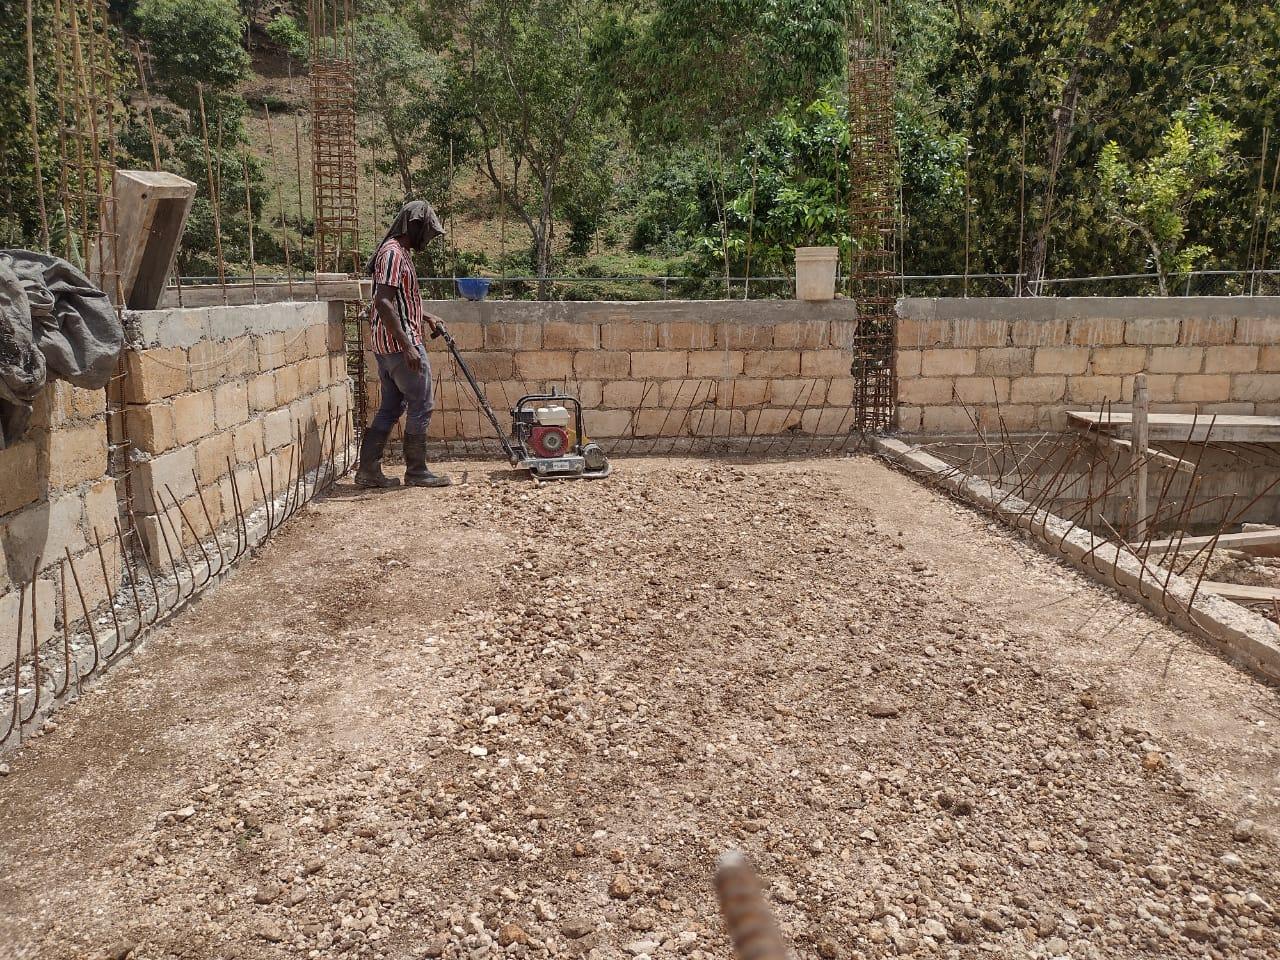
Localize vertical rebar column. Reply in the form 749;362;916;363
847;1;899;434
310;0;360;274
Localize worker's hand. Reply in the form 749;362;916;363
426;315;445;338
403;344;423;373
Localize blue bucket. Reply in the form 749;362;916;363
456;277;492;301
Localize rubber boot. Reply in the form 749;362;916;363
403;433;451;488
355;427;400;488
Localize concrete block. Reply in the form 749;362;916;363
657;322;713;350
284;327;308;365
1123;317;1180;345
953;376;1010;405
85;478;119;540
1234;318;1280;345
0;440;42;517
799;350;850;377
444;321;483;351
896;405;923;432
632;408;678;438
897;350;922;379
1068;318;1125;345
305;324;328;359
328;353;348;384
689;350;743;377
123;347;188;402
263;408;294;452
0;494;86;582
800;407;853;435
1232;374;1280;402
297;357;323;396
1090;346;1148;375
1259;346;1280;372
951;319;1008;348
921;405;979;433
1204;345;1259;374
134;446;197;512
633;351;690;379
172;391;216;446
586;409;632;438
485;322;543;351
195;431;235;487
573;351;630;379
898;377;955;405
767;378;825;406
749;408;803;435
275;365;301;406
829;320;859;349
996;405;1038;431
976;348;1033;377
1010;319;1069;347
771;321;829;349
715;378;769;408
689;409;746;436
47;421;108;489
599;320;658;350
70;386;107;420
513;351;569;381
742;351;800;378
920;349;977;377
574;381;603;410
214;382;250;430
716;323;773;350
1010;376;1066;405
1145;374;1177;402
826;378;856;407
659;379;713;406
896;318;951;348
1033;347;1089;376
248;373;277;412
1067;376;1124;404
0;577;56;671
542;321;599;350
188;339;236;391
258;332;287;371
1149;346;1204;374
1179;317;1236;346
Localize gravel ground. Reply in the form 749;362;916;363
1;456;1278;960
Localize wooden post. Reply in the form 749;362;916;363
1133;373;1150;540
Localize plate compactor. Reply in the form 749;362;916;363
433;323;611;480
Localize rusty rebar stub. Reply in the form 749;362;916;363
714;850;790;960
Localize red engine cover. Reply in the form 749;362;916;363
530;425;570;458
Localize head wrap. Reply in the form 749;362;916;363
366;200;445;274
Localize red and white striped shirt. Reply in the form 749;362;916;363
370;238;424;355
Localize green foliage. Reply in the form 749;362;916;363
134;0;249;111
265;15;308;62
1097;107;1240;294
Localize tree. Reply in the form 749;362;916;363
134;0;248;112
1097;107;1240;295
420;0;619;297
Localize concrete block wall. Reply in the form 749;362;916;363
897;298;1280;433
0;382;118;671
124;301;351;554
363;300;860;444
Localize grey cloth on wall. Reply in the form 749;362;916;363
0;250;122;449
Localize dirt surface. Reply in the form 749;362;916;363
2;456;1279;960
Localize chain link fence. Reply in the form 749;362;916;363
172;270;1280;301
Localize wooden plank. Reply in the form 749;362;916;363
1067;410;1280;443
1200;581;1280;603
1140;529;1280;554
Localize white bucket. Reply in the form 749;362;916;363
795;246;838;301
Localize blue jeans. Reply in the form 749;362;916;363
371;345;434;435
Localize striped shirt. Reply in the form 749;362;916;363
370;238;424;355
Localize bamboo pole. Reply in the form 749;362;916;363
25;0;50;251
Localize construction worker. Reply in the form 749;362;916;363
356;200;452;489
